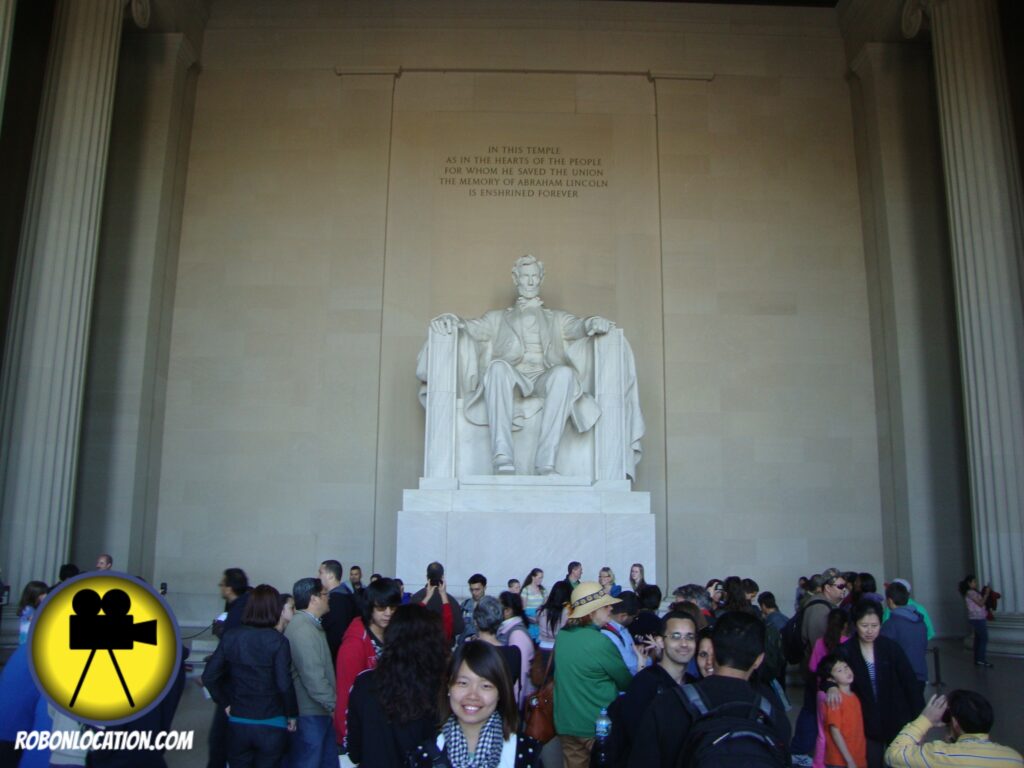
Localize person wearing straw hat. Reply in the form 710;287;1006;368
554;582;637;768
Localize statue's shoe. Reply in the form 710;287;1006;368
536;465;558;476
494;455;515;474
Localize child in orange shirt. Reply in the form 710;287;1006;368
817;654;867;768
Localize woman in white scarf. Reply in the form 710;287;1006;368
409;642;543;768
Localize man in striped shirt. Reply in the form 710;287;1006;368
885;690;1022;767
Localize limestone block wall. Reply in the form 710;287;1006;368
145;1;889;622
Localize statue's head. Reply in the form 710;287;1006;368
511;254;544;299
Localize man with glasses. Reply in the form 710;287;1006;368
285;578;337;768
792;567;848;766
609;611;698;764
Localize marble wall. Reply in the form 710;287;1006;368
113;1;897;623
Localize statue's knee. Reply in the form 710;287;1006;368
548;365;574;387
485;361;515;385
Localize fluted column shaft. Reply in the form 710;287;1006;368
0;0;14;118
0;0;127;592
929;0;1024;615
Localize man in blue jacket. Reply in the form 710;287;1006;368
882;581;928;701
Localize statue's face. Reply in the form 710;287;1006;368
514;262;542;299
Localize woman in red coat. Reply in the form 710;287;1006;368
334;577;401;746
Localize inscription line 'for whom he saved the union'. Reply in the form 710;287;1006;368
439;145;609;198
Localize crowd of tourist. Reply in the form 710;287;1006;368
0;557;1020;768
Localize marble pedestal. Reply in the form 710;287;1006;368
395;475;654;595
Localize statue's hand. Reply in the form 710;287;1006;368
430;313;461;335
585;316;614;336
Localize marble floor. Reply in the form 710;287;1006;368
165;638;1022;767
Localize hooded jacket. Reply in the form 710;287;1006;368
881;605;928;682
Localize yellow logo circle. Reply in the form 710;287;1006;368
28;572;181;725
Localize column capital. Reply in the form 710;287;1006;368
901;0;931;39
129;0;150;29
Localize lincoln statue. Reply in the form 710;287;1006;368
428;255;618;475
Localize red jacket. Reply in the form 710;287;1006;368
334;618;378;743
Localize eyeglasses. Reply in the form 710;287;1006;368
372;604;398;614
664;632;696;642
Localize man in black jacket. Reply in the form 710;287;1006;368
628;611;790;768
318;559;357;667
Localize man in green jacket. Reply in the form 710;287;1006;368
554;581;635;768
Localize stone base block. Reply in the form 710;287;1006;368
988;613;1024;657
395;482;654;597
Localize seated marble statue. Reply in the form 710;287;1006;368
424;254;640;476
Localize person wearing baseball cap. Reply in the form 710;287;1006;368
553;582;640;768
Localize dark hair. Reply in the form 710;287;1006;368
522;568;544;593
507;578;520;589
243;584;282;628
851;598;884;625
377;604;448;724
946;689;994;734
823;608;848;652
542;580;573;634
17;581;49;615
706;578;723;591
756;591;778;611
742;578;759;594
473;596;504;634
278;592;293;616
59;564;80;581
320;560;342;582
370;573;381;582
426;562;444;582
566;561;581;577
638;584;662;611
468;573;487;587
858;572;877;595
362;577;402;626
350;565;362;574
885;581;910;606
816;653;846;682
662;610;698;634
223;568;249;596
611;591;639;617
669;601;707;630
292;577;323;610
711;611;765;671
498;591;525;620
442;641;518;739
957;575;976;597
722;579;752;614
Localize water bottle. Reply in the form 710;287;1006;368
593;707;612;766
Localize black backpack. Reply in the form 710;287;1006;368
780;598;829;664
673;684;789;768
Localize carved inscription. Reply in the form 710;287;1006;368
439;145;609;198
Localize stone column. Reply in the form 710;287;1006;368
910;0;1024;649
0;0;14;117
0;0;147;595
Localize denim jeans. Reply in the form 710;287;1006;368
285;715;335;768
970;618;989;663
228;722;288;768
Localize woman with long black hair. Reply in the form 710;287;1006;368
345;603;449;766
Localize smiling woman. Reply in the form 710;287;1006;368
409;641;543;768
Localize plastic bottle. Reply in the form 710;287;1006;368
593;707;612;766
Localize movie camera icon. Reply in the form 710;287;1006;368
68;588;157;709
